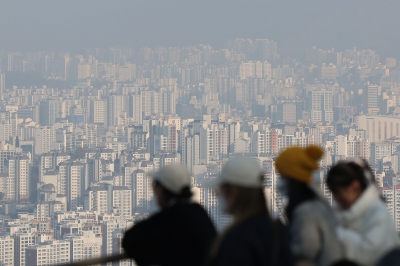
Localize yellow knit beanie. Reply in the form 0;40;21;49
275;145;324;184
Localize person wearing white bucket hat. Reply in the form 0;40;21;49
207;156;293;266
123;164;216;266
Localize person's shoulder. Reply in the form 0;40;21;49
294;198;333;220
366;199;393;221
295;199;322;213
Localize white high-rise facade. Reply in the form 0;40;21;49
8;155;30;202
65;231;102;263
90;100;107;124
84;186;108;214
0;235;14;266
200;124;228;164
310;90;333;123
112;186;132;218
34;126;55;155
132;170;153;212
66;162;86;210
13;232;36;266
26;240;70;266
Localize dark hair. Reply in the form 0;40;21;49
155;181;193;202
326;162;368;193
286;178;317;221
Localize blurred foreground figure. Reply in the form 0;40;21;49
122;164;216;266
275;145;344;266
327;160;400;266
208;156;293;266
376;248;400;266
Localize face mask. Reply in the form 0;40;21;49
276;178;289;197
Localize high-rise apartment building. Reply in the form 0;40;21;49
200;124;228;164
65;162;86;210
132;170;153;212
39;100;63;126
40;151;70;181
366;85;379;113
112;186;132;218
90;100;107;124
65;231;102;263
255;39;278;61
34;126;55;155
0;235;14;266
310;90;333;123
13;232;36;266
277;102;297;123
0;71;4;99
84;185;108;214
8;155;30;202
128;94;143;125
112;229;133;266
26;240;70;266
181;134;200;173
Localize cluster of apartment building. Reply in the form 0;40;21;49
0;39;399;264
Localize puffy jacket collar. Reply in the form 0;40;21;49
339;185;379;223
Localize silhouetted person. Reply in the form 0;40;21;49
275;145;344;266
376;248;400;266
327;160;400;266
122;164;217;266
208;156;293;266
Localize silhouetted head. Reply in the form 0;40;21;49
152;164;193;208
327;162;368;210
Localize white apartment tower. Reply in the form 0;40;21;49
132;170;153;212
129;94;143;125
65;162;86;210
310;90;333;123
181;134;200;173
26;240;70;266
0;235;14;266
40;151;69;182
8;155;30;202
13;232;36;266
112;186;132;218
34;126;55;155
200;124;228;164
65;231;102;263
90;100;107;124
84;185;108;214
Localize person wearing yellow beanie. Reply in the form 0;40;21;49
275;145;346;266
275;145;324;184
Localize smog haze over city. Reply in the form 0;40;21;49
1;1;400;56
1;1;400;265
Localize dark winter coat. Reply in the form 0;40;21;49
122;202;217;266
376;248;400;266
207;212;293;266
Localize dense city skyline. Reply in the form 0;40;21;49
0;34;400;265
1;1;400;265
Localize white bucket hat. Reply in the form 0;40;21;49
219;156;263;188
152;164;191;194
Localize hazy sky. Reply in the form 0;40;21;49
1;0;399;58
